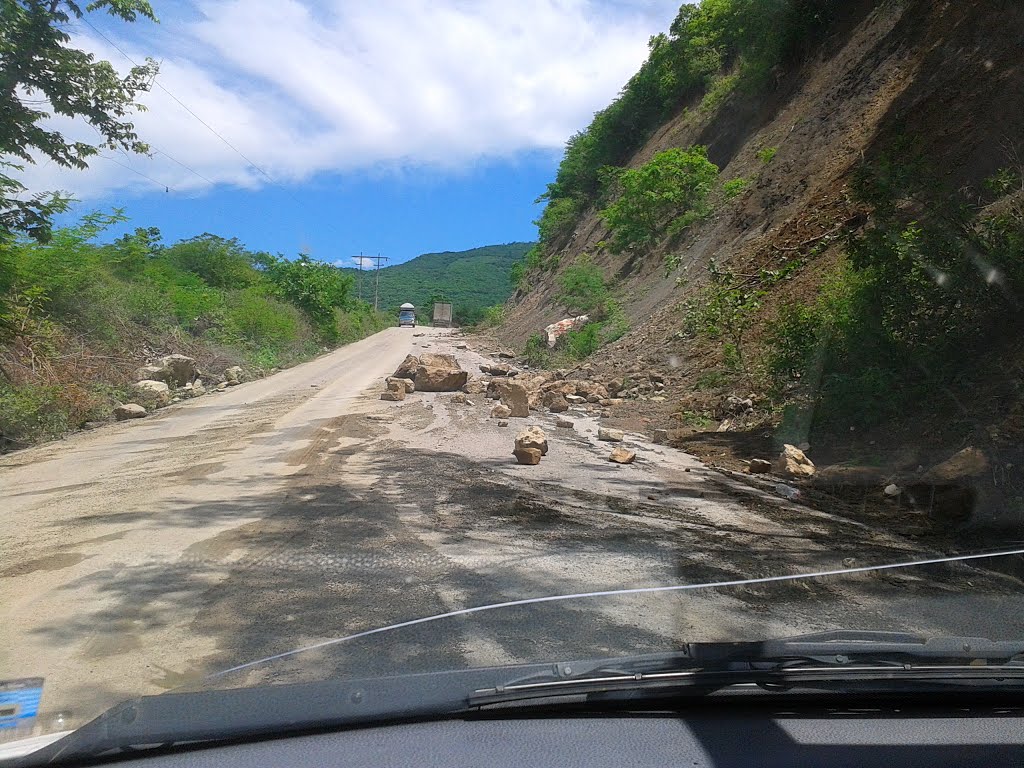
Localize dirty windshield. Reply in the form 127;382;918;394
2;0;1024;754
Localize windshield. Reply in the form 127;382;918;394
2;0;1023;760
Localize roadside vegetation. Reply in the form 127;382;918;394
679;151;1024;437
0;213;389;450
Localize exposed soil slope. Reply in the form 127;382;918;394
495;0;1024;530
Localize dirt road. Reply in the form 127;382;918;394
3;328;1024;733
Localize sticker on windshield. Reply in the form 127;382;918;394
0;678;44;730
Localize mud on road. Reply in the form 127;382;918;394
3;328;1024;731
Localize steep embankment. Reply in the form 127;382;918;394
497;0;1024;529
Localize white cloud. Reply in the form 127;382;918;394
14;0;680;199
332;257;373;269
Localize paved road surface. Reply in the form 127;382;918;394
3;327;1024;734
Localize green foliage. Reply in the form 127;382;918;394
763;150;1024;430
552;258;630;360
757;146;778;164
267;255;354;341
563;322;603;360
0;0;159;242
722;177;751;199
983;168;1022;197
0;384;71;447
219;289;306;351
333;304;391;347
523;333;551;368
537;0;836;247
700;72;739;112
599;147;720;252
534;197;581;245
0;212;396;448
163;234;264;289
509;260;527;290
684;258;801;368
558;257;613;316
475;304;506;329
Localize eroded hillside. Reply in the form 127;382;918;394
494;0;1024;531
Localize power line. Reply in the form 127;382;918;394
151;148;216;186
97;153;176;192
80;16;278;186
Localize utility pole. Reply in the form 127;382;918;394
356;252;363;302
365;253;389;311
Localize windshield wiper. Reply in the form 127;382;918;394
17;632;1024;766
469;631;1024;706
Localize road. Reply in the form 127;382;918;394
3;327;1024;733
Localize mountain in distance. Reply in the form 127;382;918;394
342;242;533;322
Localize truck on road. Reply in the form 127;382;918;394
398;303;416;327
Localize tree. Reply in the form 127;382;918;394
267;256;354;341
600;146;719;252
163;234;259;289
1;1;159;242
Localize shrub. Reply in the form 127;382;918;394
722;177;751;199
523;333;551;367
563;322;603;360
0;384;70;447
757;147;777;164
700;72;739;112
478;304;506;328
220;290;307;350
534;197;581;244
600;147;719;253
334;305;390;346
558;257;612;316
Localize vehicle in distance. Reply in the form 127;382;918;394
398;303;416;327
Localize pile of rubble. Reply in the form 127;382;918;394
115;354;249;420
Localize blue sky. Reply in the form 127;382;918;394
28;0;683;266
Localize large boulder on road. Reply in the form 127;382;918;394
420;353;459;369
543;391;569;413
920;447;988;484
515;426;548;456
134;364;164;382
495;381;529;417
133;380;171;407
573;380;609;402
415;354;468;392
513;447;543;465
134;355;198;387
394;354;420;379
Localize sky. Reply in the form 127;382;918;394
21;0;682;266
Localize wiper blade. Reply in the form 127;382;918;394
469;664;1024;706
470;631;1024;706
742;630;1024;664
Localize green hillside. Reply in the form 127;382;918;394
343;242;533;323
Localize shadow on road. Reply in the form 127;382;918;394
28;441;1024;697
